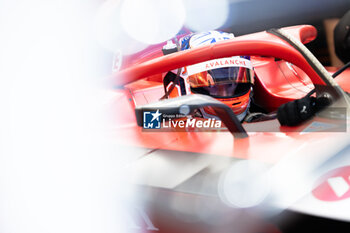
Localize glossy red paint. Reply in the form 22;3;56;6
111;25;350;229
112;25;348;164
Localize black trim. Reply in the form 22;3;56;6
162;71;187;97
332;60;350;78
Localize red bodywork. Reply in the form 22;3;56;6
111;25;350;232
112;25;349;162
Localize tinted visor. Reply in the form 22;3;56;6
186;57;252;88
192;83;251;98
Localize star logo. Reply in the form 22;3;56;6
150;110;161;122
143;110;162;129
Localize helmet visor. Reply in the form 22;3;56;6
186;56;252;88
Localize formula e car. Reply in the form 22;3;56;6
111;24;350;233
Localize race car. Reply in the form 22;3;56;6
111;24;350;233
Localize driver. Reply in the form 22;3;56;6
163;30;254;121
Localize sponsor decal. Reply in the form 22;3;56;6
313;166;350;201
186;57;252;76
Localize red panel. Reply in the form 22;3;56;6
253;58;314;111
125;79;164;106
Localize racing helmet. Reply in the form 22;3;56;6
181;31;253;121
